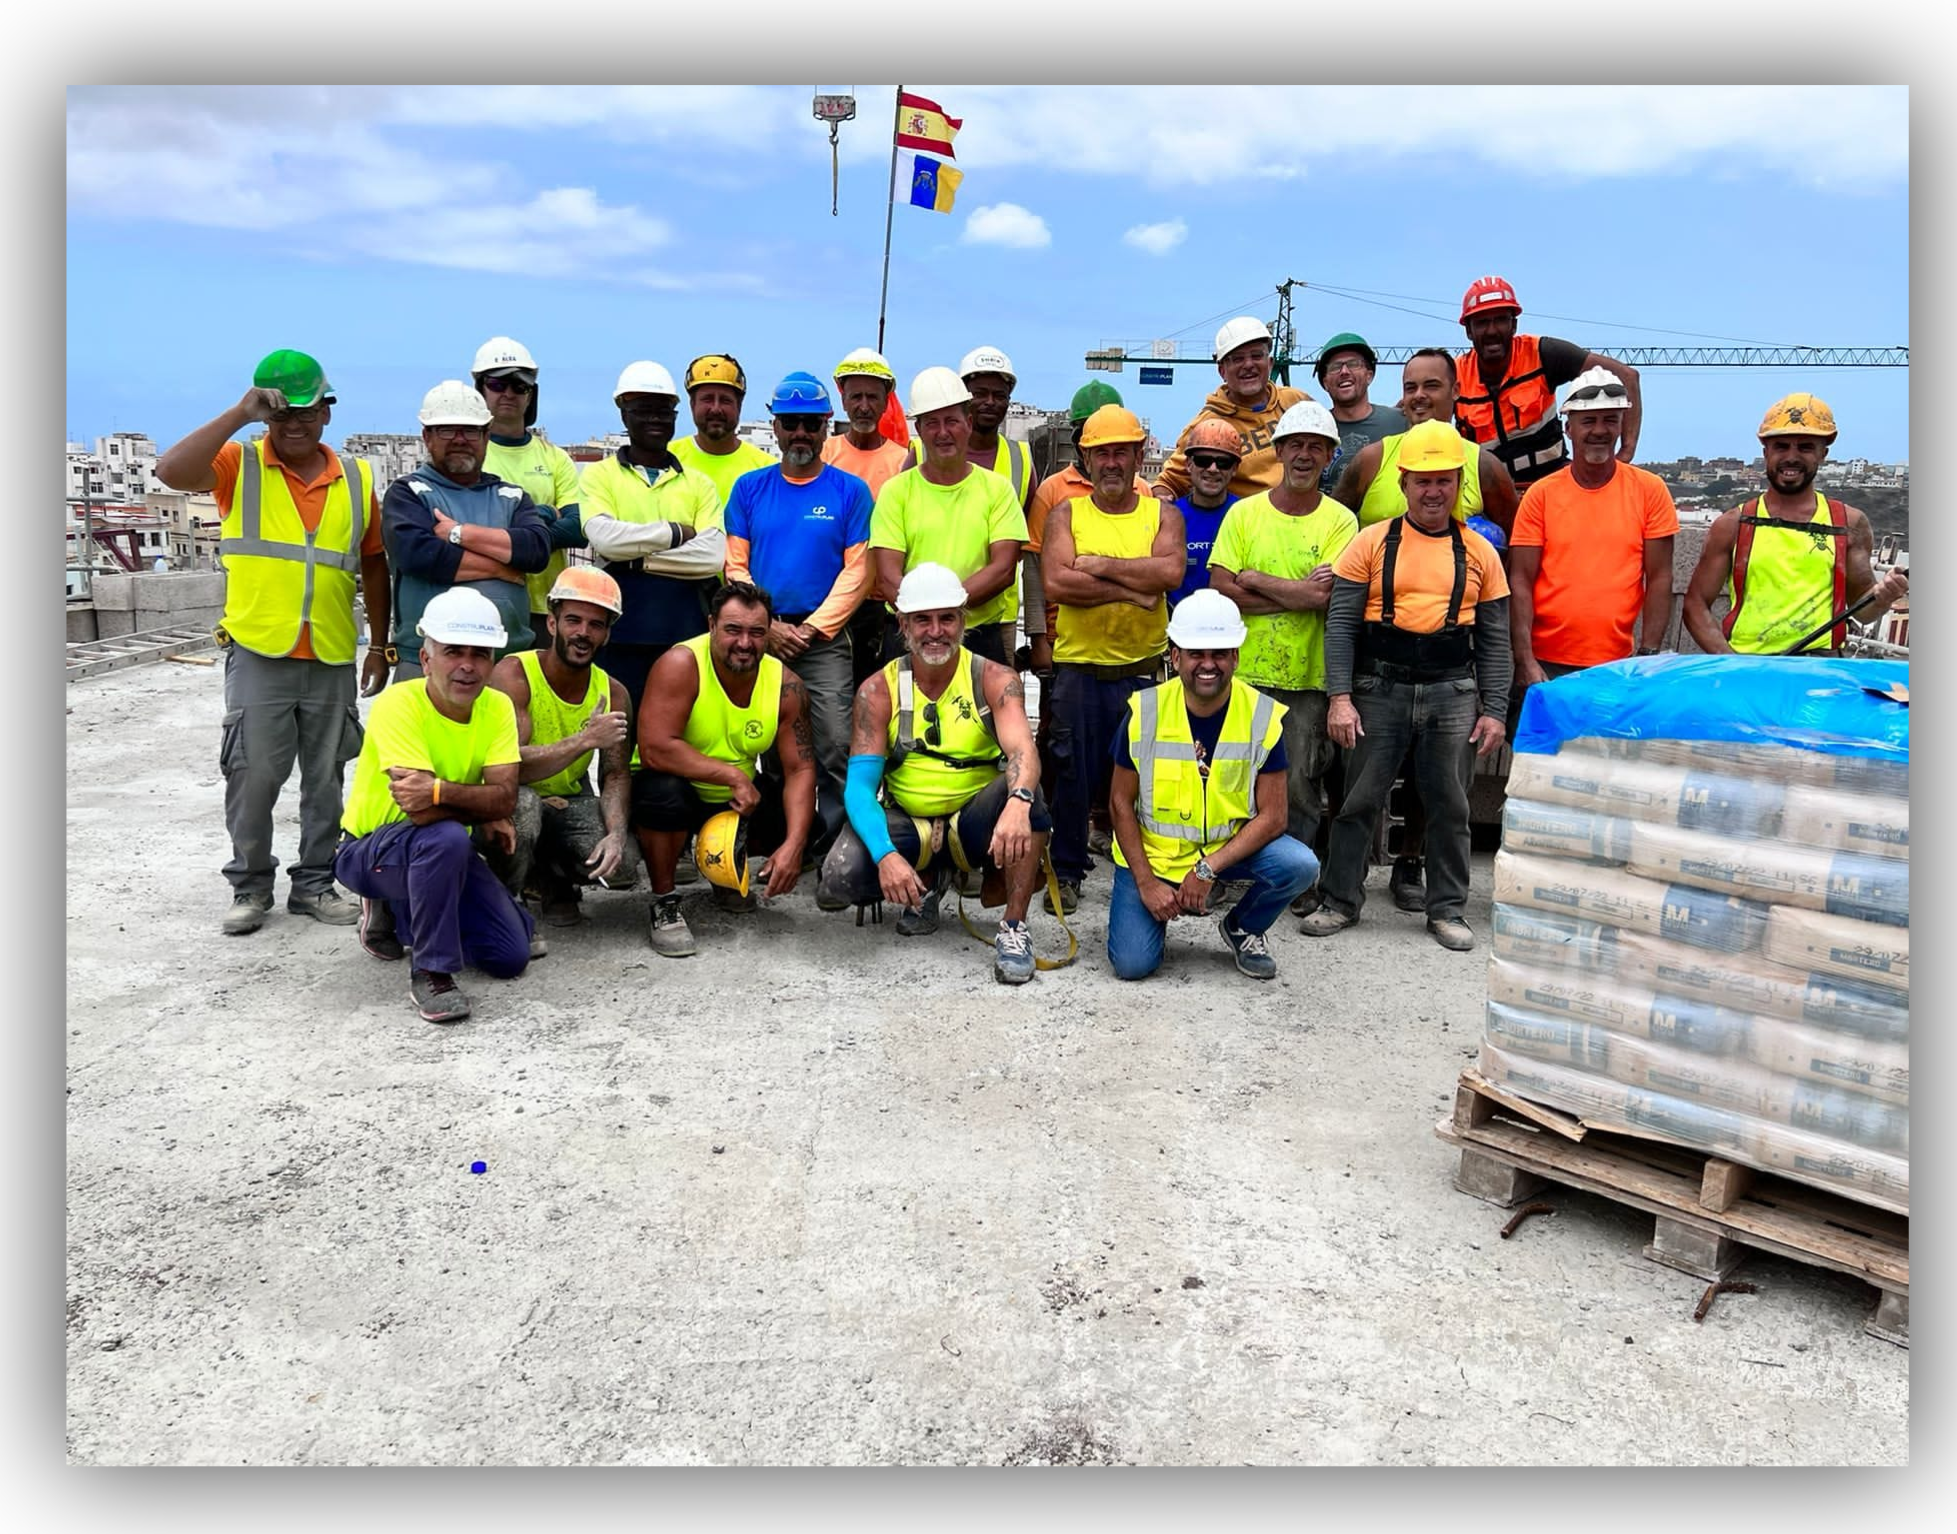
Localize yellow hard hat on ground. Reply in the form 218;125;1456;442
695;811;750;896
1397;418;1468;472
1758;393;1838;442
1079;404;1146;449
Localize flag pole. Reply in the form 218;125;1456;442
876;85;902;353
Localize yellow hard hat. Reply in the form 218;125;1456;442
1397;419;1468;473
684;354;747;395
695;811;750;896
1078;404;1146;449
1758;392;1838;442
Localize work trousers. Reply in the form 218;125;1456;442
782;626;853;852
1319;674;1479;922
1046;664;1155;883
1260;686;1333;848
334;820;534;978
818;776;1053;908
481;785;637;899
219;645;362;899
1107;836;1318;980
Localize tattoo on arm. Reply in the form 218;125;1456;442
1006;747;1024;790
783;676;814;758
1001;677;1025;703
850;681;887;754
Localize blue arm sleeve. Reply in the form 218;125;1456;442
845;753;896;863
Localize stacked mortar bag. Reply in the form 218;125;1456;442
1484;655;1908;1214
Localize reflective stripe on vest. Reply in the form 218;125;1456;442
1129;680;1278;860
1453;337;1564;479
1723;493;1850;654
677;633;783;802
514;648;611;798
885;648;1003;816
219;441;368;662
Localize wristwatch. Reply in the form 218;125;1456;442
1635;646;1660;656
447;523;464;546
1194;857;1219;883
1008;787;1035;806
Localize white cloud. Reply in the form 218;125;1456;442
1123;218;1187;256
961;203;1051;250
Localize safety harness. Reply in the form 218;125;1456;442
1357;517;1474;681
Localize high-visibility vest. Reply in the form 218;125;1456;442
1358;430;1485;527
912;434;1035;506
882;647;1002;816
1114;677;1285;883
218;439;371;663
676;633;782;802
1723;493;1850;654
514;648;613;798
1454;336;1564;484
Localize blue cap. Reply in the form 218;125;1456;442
768;371;833;416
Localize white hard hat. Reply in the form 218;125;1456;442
472;335;538;377
908;366;972;417
1214;316;1272;359
416;587;508;648
1272;399;1340;444
418;380;493;428
958;345;1016;383
613;361;679;402
893;562;970;615
1166;589;1247;649
1559;365;1632;414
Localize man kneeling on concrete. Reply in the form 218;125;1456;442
1107;591;1317;981
633;580;818;956
484;566;637;926
816;564;1051;985
335;589;539;1023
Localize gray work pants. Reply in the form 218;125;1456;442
1261;686;1333;849
481;785;638;899
219;646;362;898
785;627;854;851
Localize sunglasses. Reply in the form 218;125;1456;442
270;405;327;424
1567;382;1628;405
922;700;941;750
1189;453;1238;471
483;375;534;395
622;402;678;419
775;415;828;434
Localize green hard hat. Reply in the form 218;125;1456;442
253;348;336;407
1069;379;1124;422
1313;332;1377;379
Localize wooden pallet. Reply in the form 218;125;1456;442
1436;1069;1908;1347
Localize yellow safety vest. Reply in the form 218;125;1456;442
514;648;613;798
677;633;782;802
882;648;1002;816
218;440;371;663
1114;676;1285;882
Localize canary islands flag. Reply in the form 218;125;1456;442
895;91;961;156
908;154;962;214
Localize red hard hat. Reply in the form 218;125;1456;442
1460;275;1522;324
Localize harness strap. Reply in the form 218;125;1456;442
1380;517;1468;630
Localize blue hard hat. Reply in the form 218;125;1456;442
768;371;833;416
1465;514;1507;549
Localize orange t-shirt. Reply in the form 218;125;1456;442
212;439;384;660
820;435;908;500
1509;464;1678;667
1334;516;1508;633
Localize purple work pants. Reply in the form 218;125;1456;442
334;820;533;978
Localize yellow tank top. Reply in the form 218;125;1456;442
1055;494;1170;666
1358;431;1483;527
677;633;783;802
514;648;612;798
1724;493;1848;655
881;648;1001;816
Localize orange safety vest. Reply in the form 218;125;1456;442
1454;336;1564;483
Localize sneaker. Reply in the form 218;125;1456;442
1087;825;1114;859
648;894;697;957
1427;916;1476;952
895;866;948;937
993;919;1036;984
528;933;549;961
289;887;360;925
1043;879;1081;916
1219;916;1278;980
1390;859;1426;914
541;890;583;928
1288;884;1322;918
358;898;405;962
1299;907;1357;937
221;891;274;936
409;969;471;1024
710;884;758;914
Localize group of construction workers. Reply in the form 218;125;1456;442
158;272;1909;1023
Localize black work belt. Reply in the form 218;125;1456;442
1356;658;1475;686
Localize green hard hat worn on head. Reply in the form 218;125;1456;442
1069;380;1123;422
253;348;335;407
1313;332;1377;379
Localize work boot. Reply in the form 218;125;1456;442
358;898;405;962
1219;914;1278;980
1288;883;1322;918
528;933;549;961
1299;907;1357;937
710;884;758;914
1390;858;1427;914
1043;878;1081;916
993;918;1035;984
1087;825;1113;859
221;891;274;936
1427;916;1476;952
289;887;360;925
896;866;948;936
408;969;470;1024
648;894;697;957
540;888;583;927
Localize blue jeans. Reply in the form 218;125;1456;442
1107;835;1319;980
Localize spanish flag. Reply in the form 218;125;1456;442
895;91;960;157
908;154;962;214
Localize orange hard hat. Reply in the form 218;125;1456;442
546;565;624;616
1183;419;1245;459
1460;275;1522;324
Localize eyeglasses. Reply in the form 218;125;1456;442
922;700;941;750
1566;382;1628;405
482;375;534;395
1188;453;1238;471
430;424;486;439
1322;359;1367;376
270;405;327;424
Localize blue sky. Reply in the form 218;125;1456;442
66;84;1909;465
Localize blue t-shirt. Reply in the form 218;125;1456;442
1112;700;1288;776
724;463;875;619
1169;493;1237;607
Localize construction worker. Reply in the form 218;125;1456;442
670;354;775;510
822;348;909;498
1510;369;1680;703
816;564;1050;984
869;367;1027;667
1682;394;1908;656
1107;590;1317;981
156;348;389;934
1152;316;1312;502
1041;404;1187;913
1164;419;1245;608
578;362;726;717
723;372;876;852
379;382;553;683
1313;333;1407;495
1334;348;1520;535
1455;275;1643;489
1302;421;1512;952
631;581;818;957
899;346;1038;510
334;588;539;1024
471;336;585;653
483;567;636;929
1205;401;1358;872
